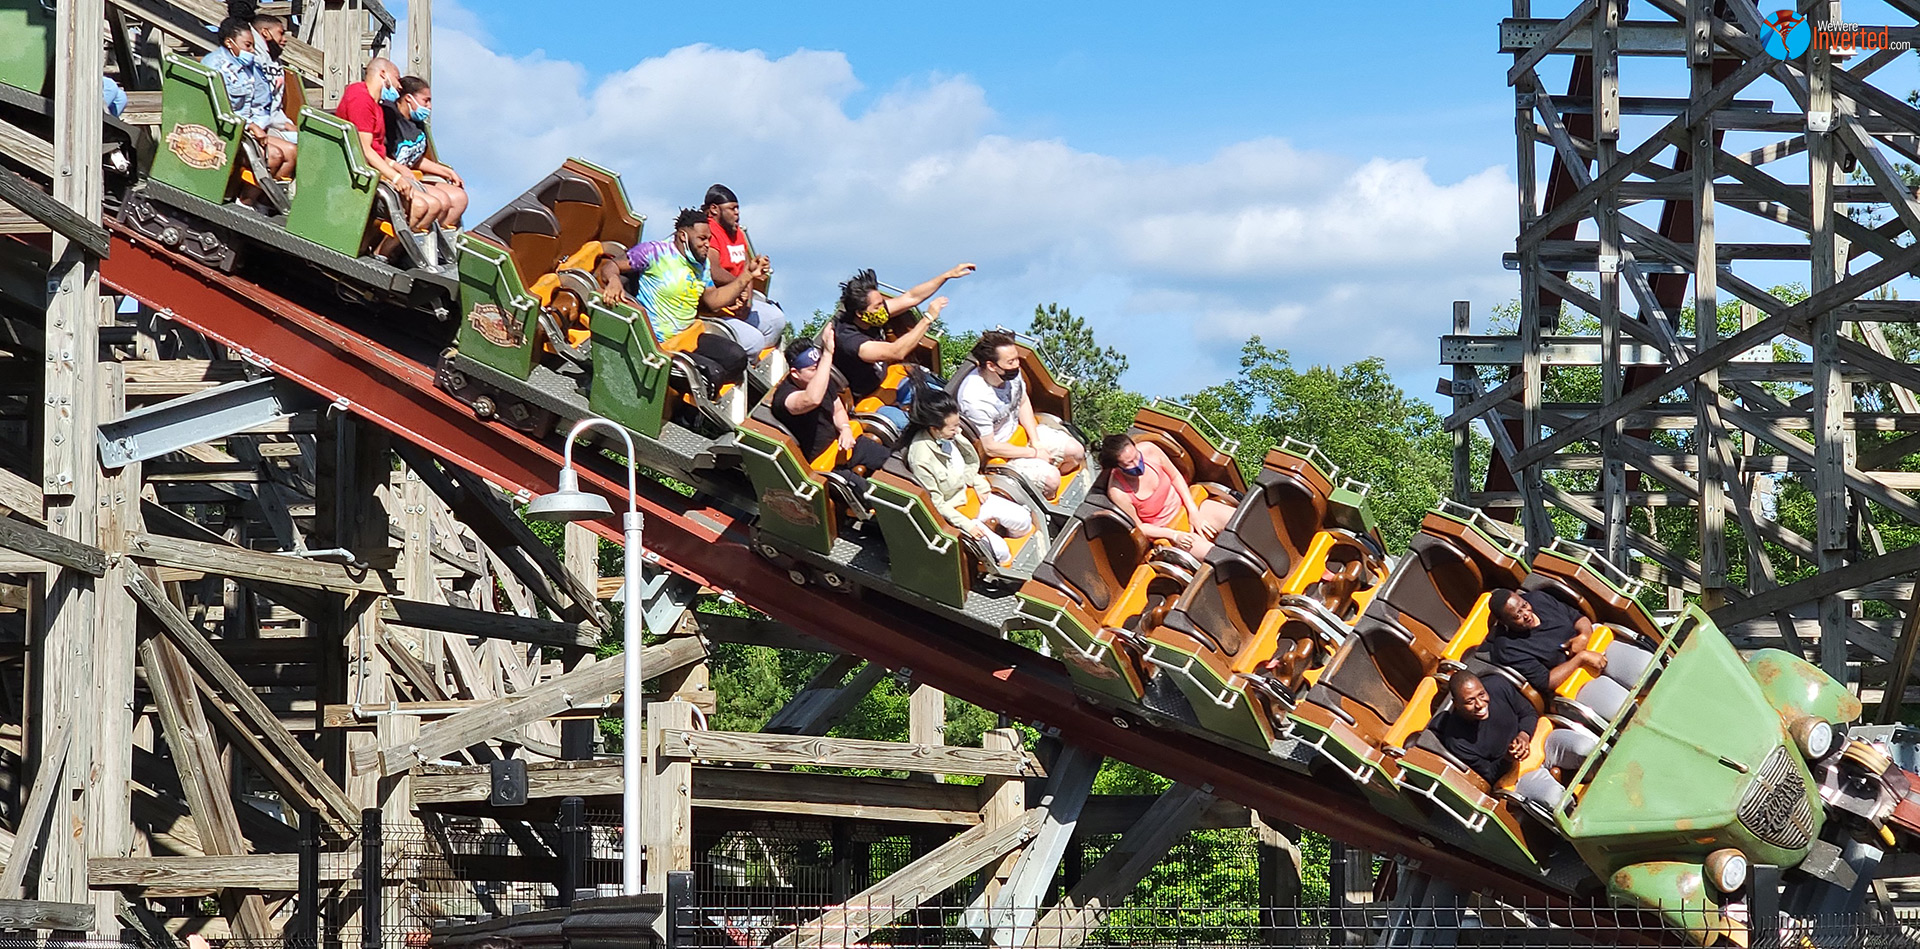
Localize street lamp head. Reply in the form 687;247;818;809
525;467;614;522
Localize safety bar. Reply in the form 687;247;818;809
1240;672;1298;711
1435;498;1528;559
1339;476;1374;499
864;488;958;555
1148;399;1242;457
1545;536;1648;599
1295;724;1375;785
1278;436;1340;482
1277;596;1355;647
734;436;822;501
1143;644;1242;710
1392;767;1492;833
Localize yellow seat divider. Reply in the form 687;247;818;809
1555;624;1615;698
1379;593;1496;750
1498;718;1556;793
1279;531;1338;597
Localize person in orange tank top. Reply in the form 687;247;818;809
1099;434;1233;558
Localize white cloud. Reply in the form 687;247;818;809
429;17;1517;396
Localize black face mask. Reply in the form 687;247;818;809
267;40;283;56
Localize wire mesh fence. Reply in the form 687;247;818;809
670;901;1920;949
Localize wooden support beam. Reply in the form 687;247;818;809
775;810;1046;949
763;658;887;736
380;598;597;649
0;515;106;576
128;531;395;594
321;699;611;729
0;728;71;898
87;856;299;891
128;568;360;833
355;634;707;776
0;116;53;177
975;744;1101;948
396;446;603;629
643;701;694;893
1877;580;1920;725
1026;784;1217;949
136;637;273;940
1710;543;1920;629
656;730;1044;777
1511;236;1920;470
138;500;331;618
0;165;109;259
0;900;95;931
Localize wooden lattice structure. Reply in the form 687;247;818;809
1445;0;1920;710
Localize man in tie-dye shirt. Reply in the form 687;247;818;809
597;208;762;398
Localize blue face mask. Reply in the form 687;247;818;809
379;84;399;103
411;106;431;122
936;437;956;453
234;49;255;66
1122;460;1147;477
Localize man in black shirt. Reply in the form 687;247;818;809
831;264;974;404
771;327;888;496
1430;673;1537;786
1484;588;1605;697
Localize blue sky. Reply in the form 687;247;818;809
441;1;1517;181
418;1;1920;403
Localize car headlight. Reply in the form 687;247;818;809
1789;716;1834;760
1705;848;1749;893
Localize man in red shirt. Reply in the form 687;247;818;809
701;183;785;358
335;58;437;233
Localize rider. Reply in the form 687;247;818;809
1099;433;1229;557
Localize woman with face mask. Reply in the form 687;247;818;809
202;18;295;183
1099;433;1232;558
906;388;1034;567
383;76;469;230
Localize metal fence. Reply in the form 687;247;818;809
669;900;1920;949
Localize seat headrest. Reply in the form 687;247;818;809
535;170;604;208
480;204;561;242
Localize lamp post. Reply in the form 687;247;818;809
526;417;645;895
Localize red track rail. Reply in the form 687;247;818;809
102;225;1580;906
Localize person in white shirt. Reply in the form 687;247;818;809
956;330;1085;496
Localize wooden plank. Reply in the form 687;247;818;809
356;634;707;776
643;702;694;893
1710;543;1920;630
1877;580;1920;725
0;514;106;576
128;531;394;594
87;856;298;891
0;116;53;177
0;165;109;259
137;500;330;618
776;810;1046;948
380;598;597;649
0;900;95;931
412;758;991;824
1442;372;1526;433
657;730;1044;777
0;728;71;898
128;568;360;833
1027;785;1217;949
321;699;611;729
136;637;273;940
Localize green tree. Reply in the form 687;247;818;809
1182;339;1454;549
1025;304;1146;438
